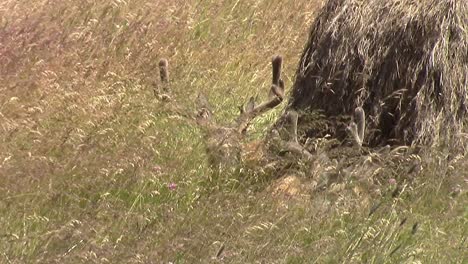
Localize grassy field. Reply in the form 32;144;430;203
0;0;466;263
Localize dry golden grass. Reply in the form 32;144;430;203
0;0;466;263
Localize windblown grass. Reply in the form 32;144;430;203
0;0;466;263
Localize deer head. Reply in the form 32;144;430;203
196;55;287;168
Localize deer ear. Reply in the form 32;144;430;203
244;96;256;113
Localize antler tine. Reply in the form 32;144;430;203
159;59;169;91
354;107;365;142
347;122;362;146
347;106;365;147
282;110;314;160
286;110;299;143
159;59;169;82
269;57;285;100
237;55;285;134
272;55;283;86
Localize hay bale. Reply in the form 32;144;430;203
288;0;468;147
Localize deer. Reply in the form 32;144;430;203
156;55;367;174
193;55;317;169
154;55;391;201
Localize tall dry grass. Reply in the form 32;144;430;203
0;0;466;263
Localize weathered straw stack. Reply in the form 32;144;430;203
287;0;467;148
